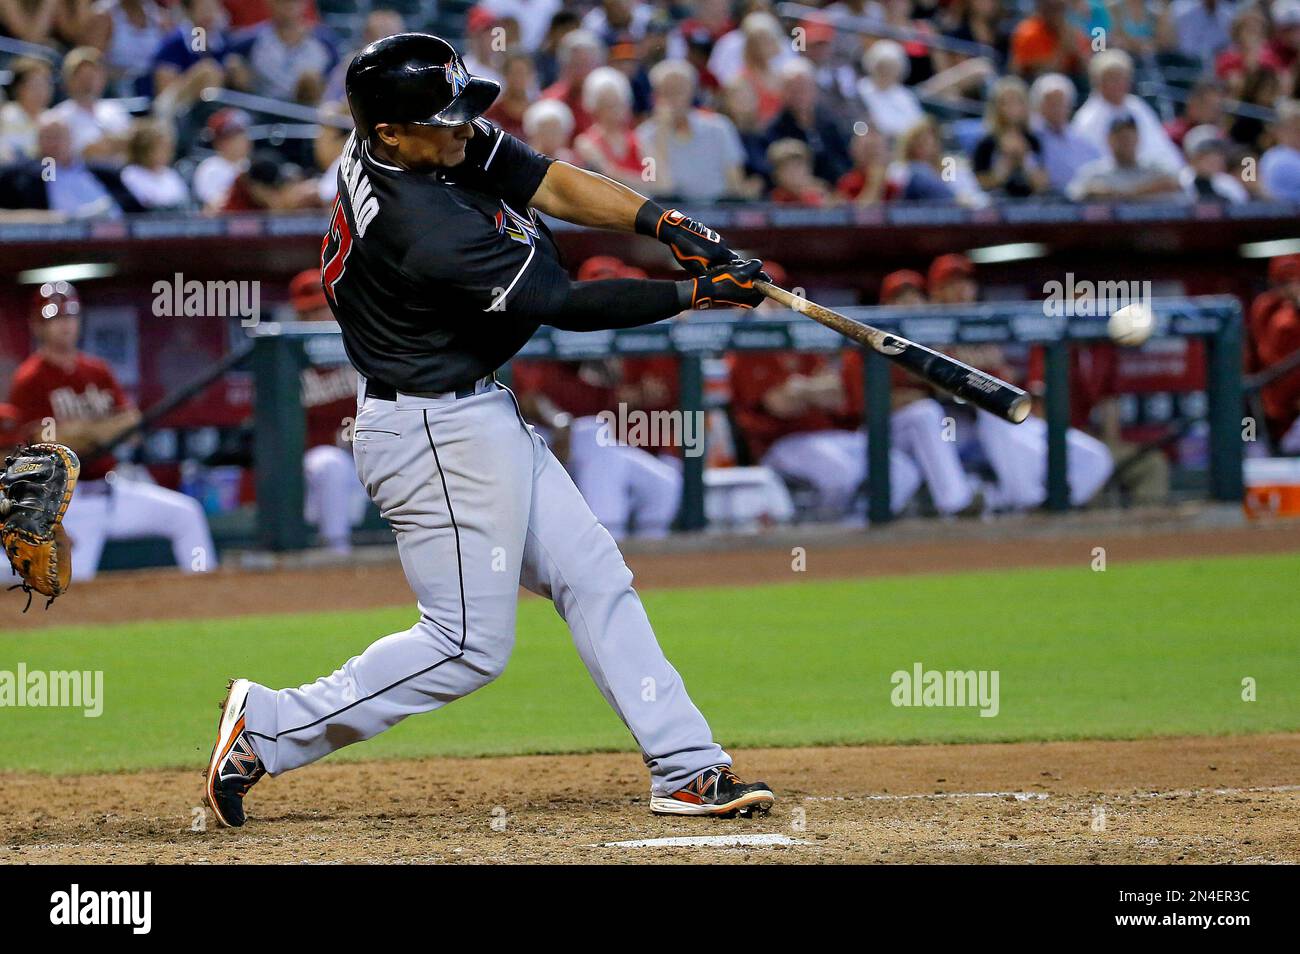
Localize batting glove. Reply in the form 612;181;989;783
682;259;770;310
636;201;740;277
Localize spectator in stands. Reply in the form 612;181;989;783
836;123;892;203
0;113;141;217
463;5;506;85
1261;98;1300;199
120;117;191;209
313;101;349;205
719;76;772;184
542;28;604;135
1109;0;1175;58
857;39;923;140
220;149;319;211
1228;61;1283;150
151;0;244;118
227;0;338;105
481;0;560;54
1251;253;1300;450
93;0;171;94
522;98;577;164
799;18;858;122
0;58;54;162
1071;49;1186;172
1030;71;1101;193
680;24;723;101
1010;0;1090;80
573;66;644;187
709;9;793;88
48;47;131;165
972;75;1050;197
193;107;251;212
1171;0;1237;67
888;116;988;205
732;10;785;125
940;0;1012;70
636;59;751;201
767;137;833;205
1068;113;1186;200
582;0;654;45
1164;78;1227;146
610;27;656;116
765;57;852;186
1179;123;1249;200
1271;1;1300;72
677;0;734;48
323;7;405;104
487;52;538;140
1215;6;1285;97
0;0;59;45
531;8;581;88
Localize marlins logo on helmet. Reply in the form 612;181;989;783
445;58;468;98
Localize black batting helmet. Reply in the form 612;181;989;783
345;33;500;137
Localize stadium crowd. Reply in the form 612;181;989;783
1;0;1300;217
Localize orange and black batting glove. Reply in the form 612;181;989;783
683;259;770;310
636;200;738;277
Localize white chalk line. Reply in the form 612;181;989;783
802;783;1300;804
593;833;810;849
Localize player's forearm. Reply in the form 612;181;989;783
547;278;689;331
530;161;649;232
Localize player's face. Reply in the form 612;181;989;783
376;122;475;171
34;316;80;350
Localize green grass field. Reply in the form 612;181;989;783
1;552;1297;774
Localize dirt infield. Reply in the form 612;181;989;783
6;514;1300;630
3;734;1296;864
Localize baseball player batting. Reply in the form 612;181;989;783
205;32;775;827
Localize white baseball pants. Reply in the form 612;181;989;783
244;383;728;794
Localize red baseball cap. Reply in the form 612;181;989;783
1268;253;1300;285
207;108;251;142
466;6;498;33
32;280;81;320
761;260;789;288
290;269;329;315
927;253;974;291
578;255;631;281
880;269;925;304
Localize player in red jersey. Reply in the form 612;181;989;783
8;282;216;578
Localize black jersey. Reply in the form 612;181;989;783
320;118;572;393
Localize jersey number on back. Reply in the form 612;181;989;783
321;198;354;304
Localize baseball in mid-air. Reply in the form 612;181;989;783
1108;302;1155;347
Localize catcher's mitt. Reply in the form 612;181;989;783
0;443;80;611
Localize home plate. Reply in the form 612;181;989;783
593;833;810;849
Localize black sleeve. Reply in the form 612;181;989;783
971;136;996;174
547;279;690;331
452;118;555;209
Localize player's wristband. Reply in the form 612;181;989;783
634;199;669;238
675;280;696;310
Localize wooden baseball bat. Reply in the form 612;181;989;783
755;281;1031;424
